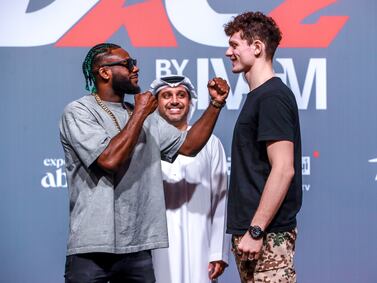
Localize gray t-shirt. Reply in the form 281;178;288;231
59;94;186;255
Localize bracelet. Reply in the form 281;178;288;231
210;99;226;109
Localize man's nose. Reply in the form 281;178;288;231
132;65;139;73
171;95;178;104
225;47;233;57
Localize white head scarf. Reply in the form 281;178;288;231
149;75;198;122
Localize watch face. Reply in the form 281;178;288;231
249;226;263;239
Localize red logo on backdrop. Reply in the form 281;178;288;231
56;0;348;48
271;0;349;47
56;0;177;47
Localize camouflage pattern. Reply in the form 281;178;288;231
231;229;297;283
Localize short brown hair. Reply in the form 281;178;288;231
224;11;282;60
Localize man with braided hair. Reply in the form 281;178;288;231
224;12;302;283
60;43;229;283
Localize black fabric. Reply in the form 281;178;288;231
64;251;156;283
161;75;185;84
227;77;302;235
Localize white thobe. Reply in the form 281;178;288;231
152;134;231;283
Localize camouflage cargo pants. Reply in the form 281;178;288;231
232;229;297;283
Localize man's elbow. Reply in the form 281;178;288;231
179;148;198;157
96;157;119;174
273;164;295;181
178;144;199;157
283;166;295;181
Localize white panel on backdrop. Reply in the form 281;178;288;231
165;0;234;47
0;0;98;46
276;58;327;110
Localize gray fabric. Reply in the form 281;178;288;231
59;94;186;255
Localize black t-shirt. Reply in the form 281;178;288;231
227;77;302;235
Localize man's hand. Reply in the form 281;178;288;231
95;91;156;173
208;260;227;280
237;232;263;261
207;77;230;105
133;91;158;117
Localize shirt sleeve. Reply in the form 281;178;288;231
156;113;187;163
257;94;295;143
60;102;111;168
208;135;231;264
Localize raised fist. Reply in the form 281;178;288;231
207;77;230;105
134;91;158;116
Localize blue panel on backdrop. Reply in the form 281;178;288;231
0;1;376;282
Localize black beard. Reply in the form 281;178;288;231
112;73;140;95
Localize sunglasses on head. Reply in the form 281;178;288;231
100;58;137;71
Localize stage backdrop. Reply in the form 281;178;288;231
1;0;376;282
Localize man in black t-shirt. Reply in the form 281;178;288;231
224;12;302;283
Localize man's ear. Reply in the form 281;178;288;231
253;40;263;57
97;66;111;81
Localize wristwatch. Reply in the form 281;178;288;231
248;225;265;240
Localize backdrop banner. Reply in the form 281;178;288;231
1;1;376;282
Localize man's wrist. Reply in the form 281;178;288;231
210;99;226;109
248;225;266;240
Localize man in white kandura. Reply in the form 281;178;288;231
150;75;231;283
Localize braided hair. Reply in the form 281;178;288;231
82;43;121;93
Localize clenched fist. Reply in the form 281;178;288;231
134;91;158;117
207;77;230;106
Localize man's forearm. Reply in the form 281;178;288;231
178;104;222;156
96;111;148;173
251;166;294;230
